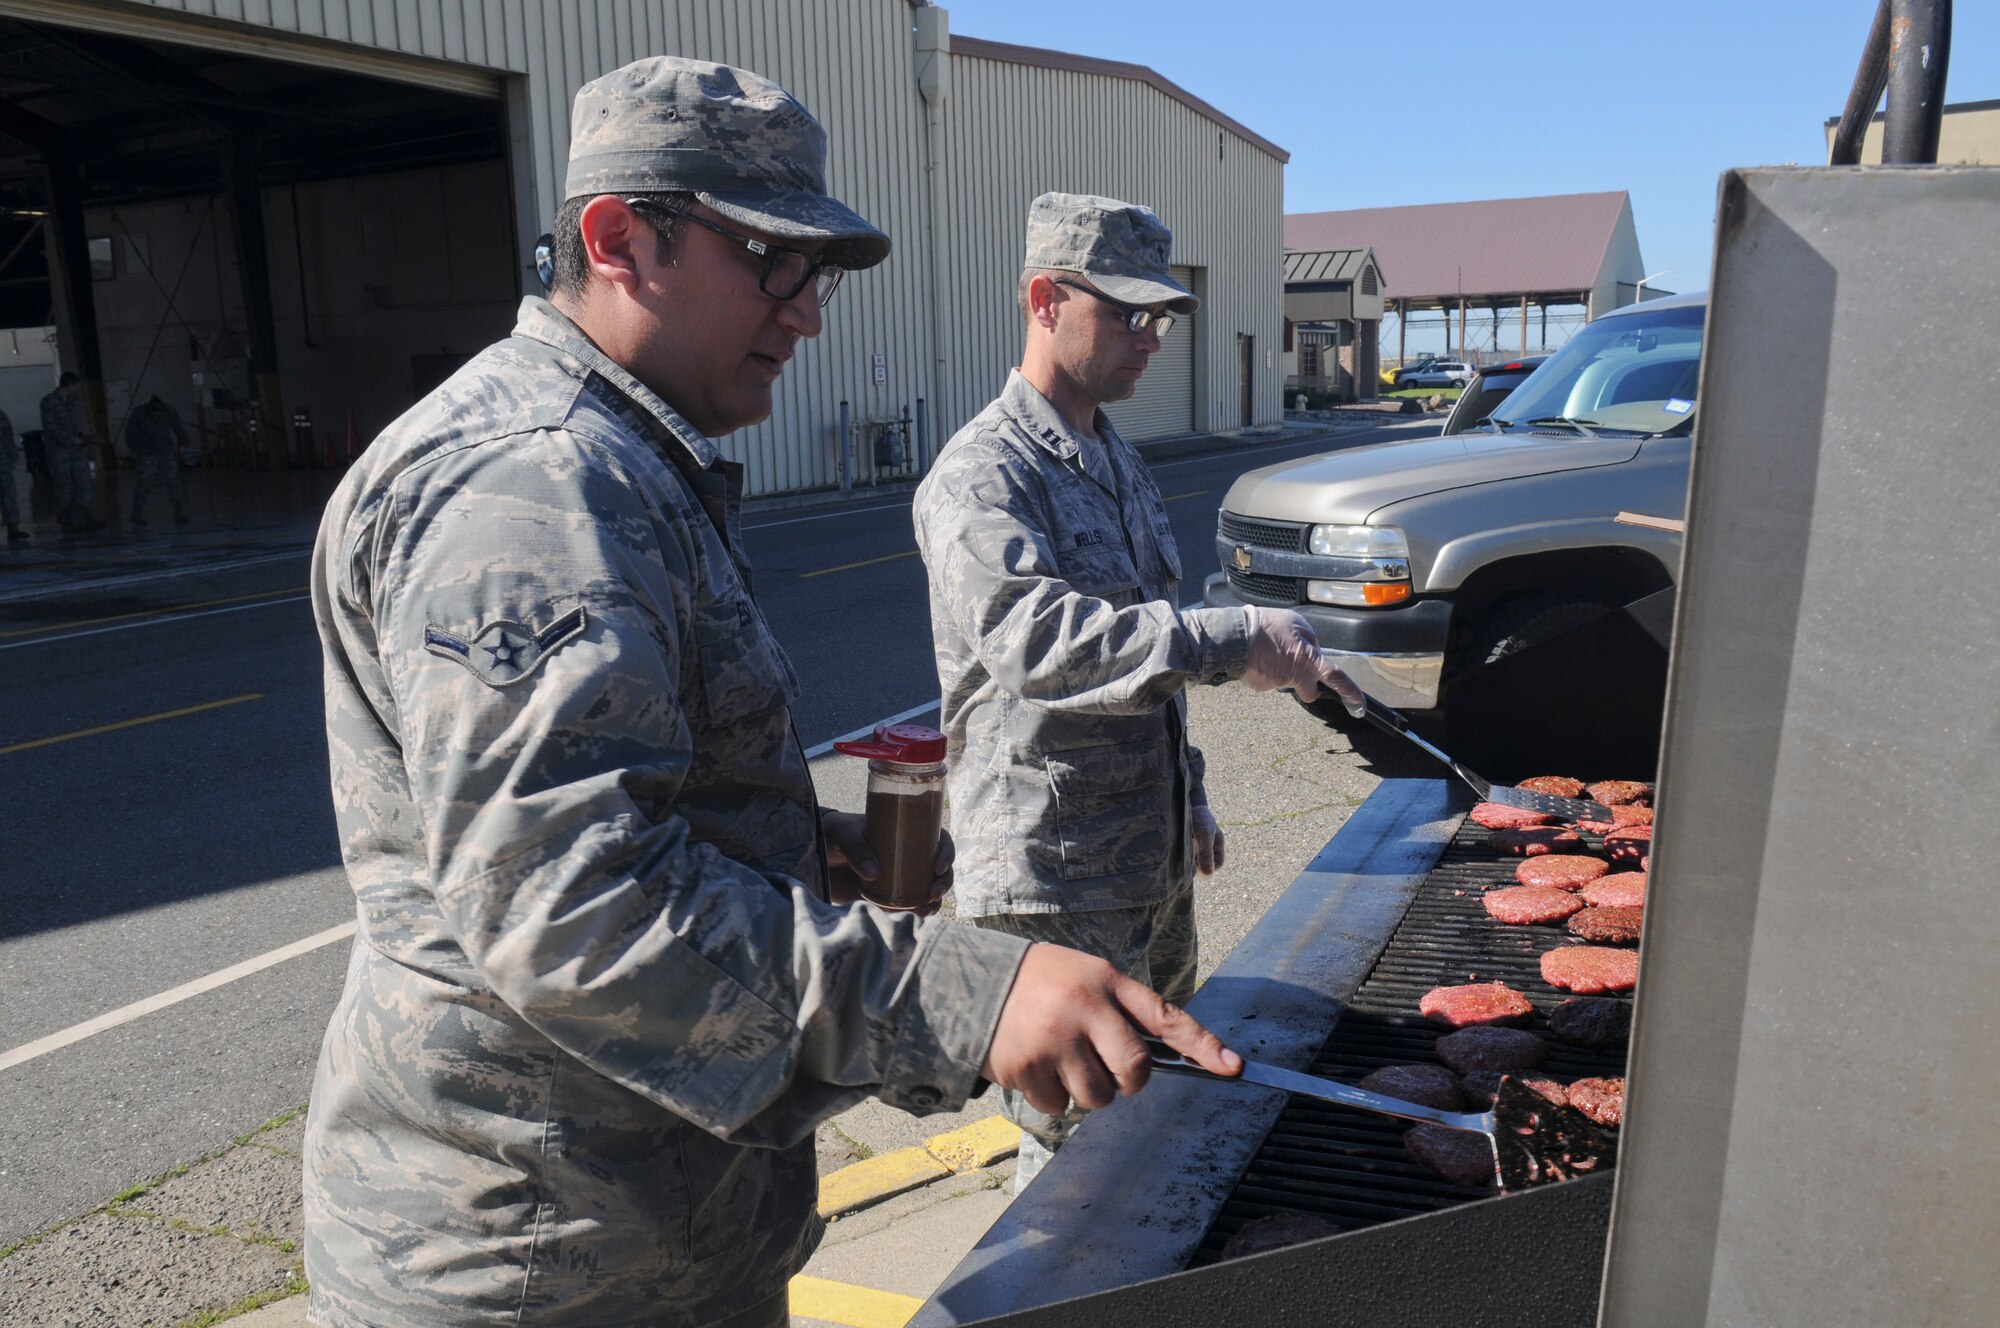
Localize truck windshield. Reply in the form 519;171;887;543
1491;303;1705;436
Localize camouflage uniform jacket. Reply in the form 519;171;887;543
39;389;82;449
913;371;1250;918
305;297;1029;1328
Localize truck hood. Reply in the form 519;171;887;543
1222;429;1644;524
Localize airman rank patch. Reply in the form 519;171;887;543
424;605;587;688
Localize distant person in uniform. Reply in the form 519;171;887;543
302;59;1241;1328
39;372;100;532
912;193;1362;1192
0;404;24;542
125;395;191;527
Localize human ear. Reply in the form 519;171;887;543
576;197;647;294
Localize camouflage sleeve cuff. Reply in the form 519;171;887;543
876;921;1031;1115
1180;605;1253;687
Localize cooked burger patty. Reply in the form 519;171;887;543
1420;981;1537;1027
1575;806;1654;834
1403;1125;1494;1187
1482;886;1585;926
1488;826;1583;857
1436;1026;1549;1076
1579;873;1647;908
1587;780;1653;807
1548;996;1632;1048
1359;1063;1467;1111
1517;776;1586;798
1515;855;1611;891
1604;824;1653;863
1470;802;1556;830
1541;945;1641;994
1458;1071;1568;1111
1567;1077;1626;1127
1568;905;1644;944
1219;1213;1343;1260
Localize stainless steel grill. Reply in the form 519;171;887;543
1218;511;1307;553
1224;567;1300;605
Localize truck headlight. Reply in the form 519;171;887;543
1309;524;1410;559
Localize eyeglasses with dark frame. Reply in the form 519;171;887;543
624;197;846;307
1054;278;1177;337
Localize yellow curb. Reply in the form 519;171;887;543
923;1114;1020;1172
790;1275;924;1328
816;1114;1021;1218
817;1148;950;1217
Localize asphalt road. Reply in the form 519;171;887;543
0;417;1431;1246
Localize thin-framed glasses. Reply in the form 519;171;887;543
624;197;846;307
1054;278;1176;337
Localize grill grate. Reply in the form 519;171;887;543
1226;567;1302;605
1192;815;1636;1262
1219;511;1308;553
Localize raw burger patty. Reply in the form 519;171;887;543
1219;1212;1343;1260
1488;826;1583;857
1420;982;1536;1027
1604;824;1653;863
1517;776;1585;798
1568;905;1644;944
1358;1064;1466;1111
1403;1125;1494;1187
1515;855;1610;891
1458;1070;1567;1111
1575;806;1654;833
1548;996;1632;1048
1580;873;1647;908
1567;1077;1626;1127
1482;886;1584;926
1587;780;1654;807
1436;1026;1549;1076
1470;802;1556;830
1542;945;1641;994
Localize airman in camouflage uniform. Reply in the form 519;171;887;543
39;372;98;531
0;405;25;541
124;395;190;526
913;193;1358;1191
304;62;1238;1328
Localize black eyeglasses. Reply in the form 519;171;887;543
1055;279;1176;337
625;198;846;307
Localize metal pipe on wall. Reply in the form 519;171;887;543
1883;0;1951;164
838;399;852;492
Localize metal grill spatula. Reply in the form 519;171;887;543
1342;690;1616;823
1145;1040;1617;1193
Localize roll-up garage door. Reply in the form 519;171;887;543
1104;265;1196;442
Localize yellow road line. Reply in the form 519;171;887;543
0;586;308;639
817;1113;1020;1218
922;1114;1021;1172
1159;489;1210;502
0;693;264;757
789;1276;924;1328
800;549;919;579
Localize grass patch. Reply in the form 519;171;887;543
170;1275;310;1328
1384;386;1462;401
234;1105;305;1149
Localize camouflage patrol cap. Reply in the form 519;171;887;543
1023;192;1198;314
565;57;890;269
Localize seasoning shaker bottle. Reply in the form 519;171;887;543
831;722;948;911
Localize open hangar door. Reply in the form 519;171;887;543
0;12;517;518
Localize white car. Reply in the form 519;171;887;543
1401;359;1474;389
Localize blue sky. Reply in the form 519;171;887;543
940;0;1996;304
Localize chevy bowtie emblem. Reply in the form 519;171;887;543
1232;544;1253;571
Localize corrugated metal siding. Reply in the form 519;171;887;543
99;0;1283;491
1103;264;1194;440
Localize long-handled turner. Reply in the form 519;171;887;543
1145;1040;1617;1193
1341;689;1617;823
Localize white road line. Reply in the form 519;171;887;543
0;920;357;1074
0;593;311;651
0;548;310;604
803;698;942;759
745;500;912;531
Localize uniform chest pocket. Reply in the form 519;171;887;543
1054;527;1141;600
690;599;799;729
1044;737;1175;881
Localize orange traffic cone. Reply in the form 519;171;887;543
345;411;363;464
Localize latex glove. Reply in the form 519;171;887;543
1191;805;1225;876
983;943;1241;1118
821;810;955;916
1241;606;1364;709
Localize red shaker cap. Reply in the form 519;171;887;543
833;721;946;764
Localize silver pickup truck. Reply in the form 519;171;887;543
1207;291;1704;718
